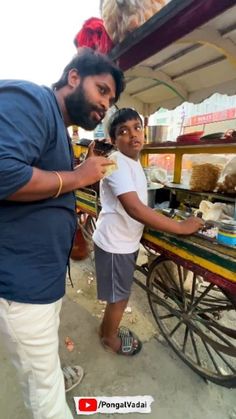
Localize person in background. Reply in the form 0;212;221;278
92;108;204;356
0;47;124;419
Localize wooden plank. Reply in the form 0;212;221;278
142;236;236;295
143;229;236;281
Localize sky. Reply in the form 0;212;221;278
0;0;100;86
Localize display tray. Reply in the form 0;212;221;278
194;231;217;243
160;208;236;249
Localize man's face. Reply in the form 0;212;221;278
65;74;116;130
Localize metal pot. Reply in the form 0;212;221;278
147;125;168;143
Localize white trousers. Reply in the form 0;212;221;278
0;298;73;419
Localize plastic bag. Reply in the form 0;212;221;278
101;0;167;44
196;200;226;221
187;155;224;192
74;17;113;54
190;163;221;192
217;156;236;195
149;166;168;184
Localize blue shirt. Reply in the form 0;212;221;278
0;80;77;303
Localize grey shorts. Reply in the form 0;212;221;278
94;244;139;303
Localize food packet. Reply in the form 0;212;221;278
190;163;221;192
188;155;225;192
101;0;167;43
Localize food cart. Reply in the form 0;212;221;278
74;0;236;387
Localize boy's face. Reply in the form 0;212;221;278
113;118;144;160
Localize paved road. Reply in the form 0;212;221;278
0;258;235;419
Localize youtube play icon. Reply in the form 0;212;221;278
78;398;98;412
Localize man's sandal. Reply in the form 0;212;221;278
63;365;84;393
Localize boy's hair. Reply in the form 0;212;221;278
108;108;143;140
52;47;125;102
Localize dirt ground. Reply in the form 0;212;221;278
0;247;235;419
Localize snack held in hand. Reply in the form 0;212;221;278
104;158;118;177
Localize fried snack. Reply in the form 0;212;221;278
101;0;166;43
103;160;118;178
217;173;236;195
190;163;221;192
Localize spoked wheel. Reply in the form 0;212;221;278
147;257;236;387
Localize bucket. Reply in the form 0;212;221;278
147;126;168;143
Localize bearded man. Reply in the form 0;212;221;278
0;47;124;419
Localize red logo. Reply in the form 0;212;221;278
78;398;98;412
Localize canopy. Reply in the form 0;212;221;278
109;0;236;115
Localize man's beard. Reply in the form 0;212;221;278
65;83;102;130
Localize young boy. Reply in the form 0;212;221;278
92;108;203;356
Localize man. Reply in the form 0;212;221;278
0;47;124;419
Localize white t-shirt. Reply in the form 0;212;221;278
93;151;148;253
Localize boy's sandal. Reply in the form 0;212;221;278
63;365;84;393
117;332;142;356
118;326;139;340
99;325;138;340
101;327;142;356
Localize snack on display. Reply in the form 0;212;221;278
217;174;236;194
198;226;218;240
101;0;167;44
216;156;236;195
190;163;221;192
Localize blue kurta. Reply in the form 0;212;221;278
0;80;76;303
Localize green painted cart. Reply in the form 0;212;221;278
75;188;236;388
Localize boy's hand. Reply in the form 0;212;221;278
179;216;205;235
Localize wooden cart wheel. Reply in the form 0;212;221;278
77;213;96;252
146;256;236;387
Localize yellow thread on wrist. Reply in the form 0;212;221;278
53;171;63;199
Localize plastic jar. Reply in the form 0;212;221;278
217;220;236;247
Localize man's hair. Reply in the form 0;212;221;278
52;47;125;102
108;108;143;140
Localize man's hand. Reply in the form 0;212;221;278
7;156;114;202
86;141;96;158
74;156;115;187
86;139;114;157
